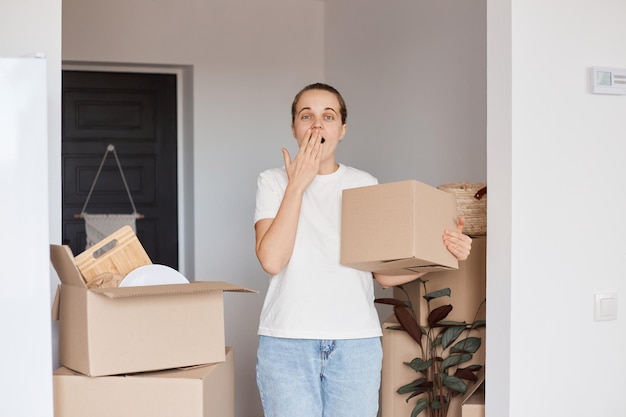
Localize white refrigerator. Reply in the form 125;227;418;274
0;56;53;417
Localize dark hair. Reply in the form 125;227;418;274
291;82;347;124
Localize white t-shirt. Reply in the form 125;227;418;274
254;163;382;339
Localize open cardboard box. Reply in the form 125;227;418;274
341;180;459;275
51;243;255;377
54;347;235;417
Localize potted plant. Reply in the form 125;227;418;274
376;278;485;417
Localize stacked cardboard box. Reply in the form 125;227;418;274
461;375;485;417
382;237;486;417
381;316;486;417
392;236;486;326
50;226;255;417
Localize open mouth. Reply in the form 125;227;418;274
321;137;326;144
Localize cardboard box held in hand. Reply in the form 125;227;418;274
341;179;459;275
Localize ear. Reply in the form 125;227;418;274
338;124;347;142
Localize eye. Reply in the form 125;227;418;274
324;114;334;121
301;114;311;120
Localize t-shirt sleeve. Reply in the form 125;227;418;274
253;170;284;224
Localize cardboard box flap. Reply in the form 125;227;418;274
50;244;87;288
91;280;257;299
53;347;232;379
51;285;61;320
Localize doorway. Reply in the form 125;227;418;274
62;70;178;268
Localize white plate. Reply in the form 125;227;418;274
119;264;189;287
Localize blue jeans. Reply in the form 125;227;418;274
256;336;382;417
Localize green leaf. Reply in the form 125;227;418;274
406;384;433;401
410;398;429;417
450;337;481;354
431;399;442;410
406;357;433;372
423;288;451;301
398;378;433;400
384;325;404;331
471;319;486;329
428;304;453;328
397;378;426;394
406;391;420;402
395;305;423;347
441;326;465;350
438;320;467;327
442;374;468;394
441;353;472;370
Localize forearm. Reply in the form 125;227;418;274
255;185;305;275
373;272;428;289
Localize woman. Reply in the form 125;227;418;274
253;82;472;417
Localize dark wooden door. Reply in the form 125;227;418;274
62;70;178;268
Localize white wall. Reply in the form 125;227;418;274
0;2;61;417
326;0;487;186
486;0;513;414
489;0;626;416
62;1;324;415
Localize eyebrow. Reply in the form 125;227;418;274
297;107;338;116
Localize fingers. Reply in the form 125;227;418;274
457;217;466;234
284;129;322;189
293;128;323;170
281;148;291;170
299;128;323;157
443;223;472;261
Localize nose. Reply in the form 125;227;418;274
312;116;322;128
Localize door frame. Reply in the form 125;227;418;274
61;61;194;278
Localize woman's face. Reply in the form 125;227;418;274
291;89;347;152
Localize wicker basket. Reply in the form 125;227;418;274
437;182;487;236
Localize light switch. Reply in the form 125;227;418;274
594;292;618;321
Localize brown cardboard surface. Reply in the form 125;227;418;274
461;369;485;417
50;245;87;288
53;347;235;417
393;236;486;326
341;180;459;275
57;284;225;376
381;316;422;417
381;315;485;417
90;280;254;298
50;244;255;377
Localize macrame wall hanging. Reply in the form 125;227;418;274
75;144;143;249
